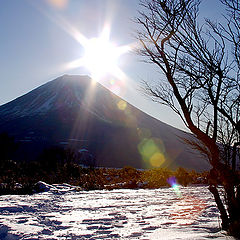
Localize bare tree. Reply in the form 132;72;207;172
136;0;240;236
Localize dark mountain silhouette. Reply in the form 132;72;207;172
0;75;210;170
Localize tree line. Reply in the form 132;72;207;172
0;132;208;194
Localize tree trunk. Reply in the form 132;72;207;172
232;142;240;171
209;184;229;230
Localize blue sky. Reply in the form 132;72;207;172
0;0;223;131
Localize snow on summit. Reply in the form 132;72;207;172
0;75;93;118
0;75;125;123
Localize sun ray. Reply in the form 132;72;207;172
64;58;85;71
100;24;111;42
47;14;88;46
29;1;88;46
31;0;137;90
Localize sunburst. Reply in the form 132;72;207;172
66;25;132;81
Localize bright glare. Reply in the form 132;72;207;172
82;37;119;79
32;3;135;83
64;25;132;82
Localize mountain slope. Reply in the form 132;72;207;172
0;75;210;171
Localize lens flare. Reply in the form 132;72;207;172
138;138;166;168
103;78;126;97
150;152;165;167
110;79;115;85
117;100;127;111
167;176;182;197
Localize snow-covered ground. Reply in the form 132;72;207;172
0;185;235;239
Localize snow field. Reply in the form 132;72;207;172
0;185;234;239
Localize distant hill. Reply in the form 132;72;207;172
0;75;210;171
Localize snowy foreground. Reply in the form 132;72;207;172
0;184;235;240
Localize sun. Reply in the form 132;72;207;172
82;37;119;79
29;5;133;82
65;26;131;81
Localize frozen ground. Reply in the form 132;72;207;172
0;185;235;239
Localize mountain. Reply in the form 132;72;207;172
0;75;210;171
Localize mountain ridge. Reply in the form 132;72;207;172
0;74;210;171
